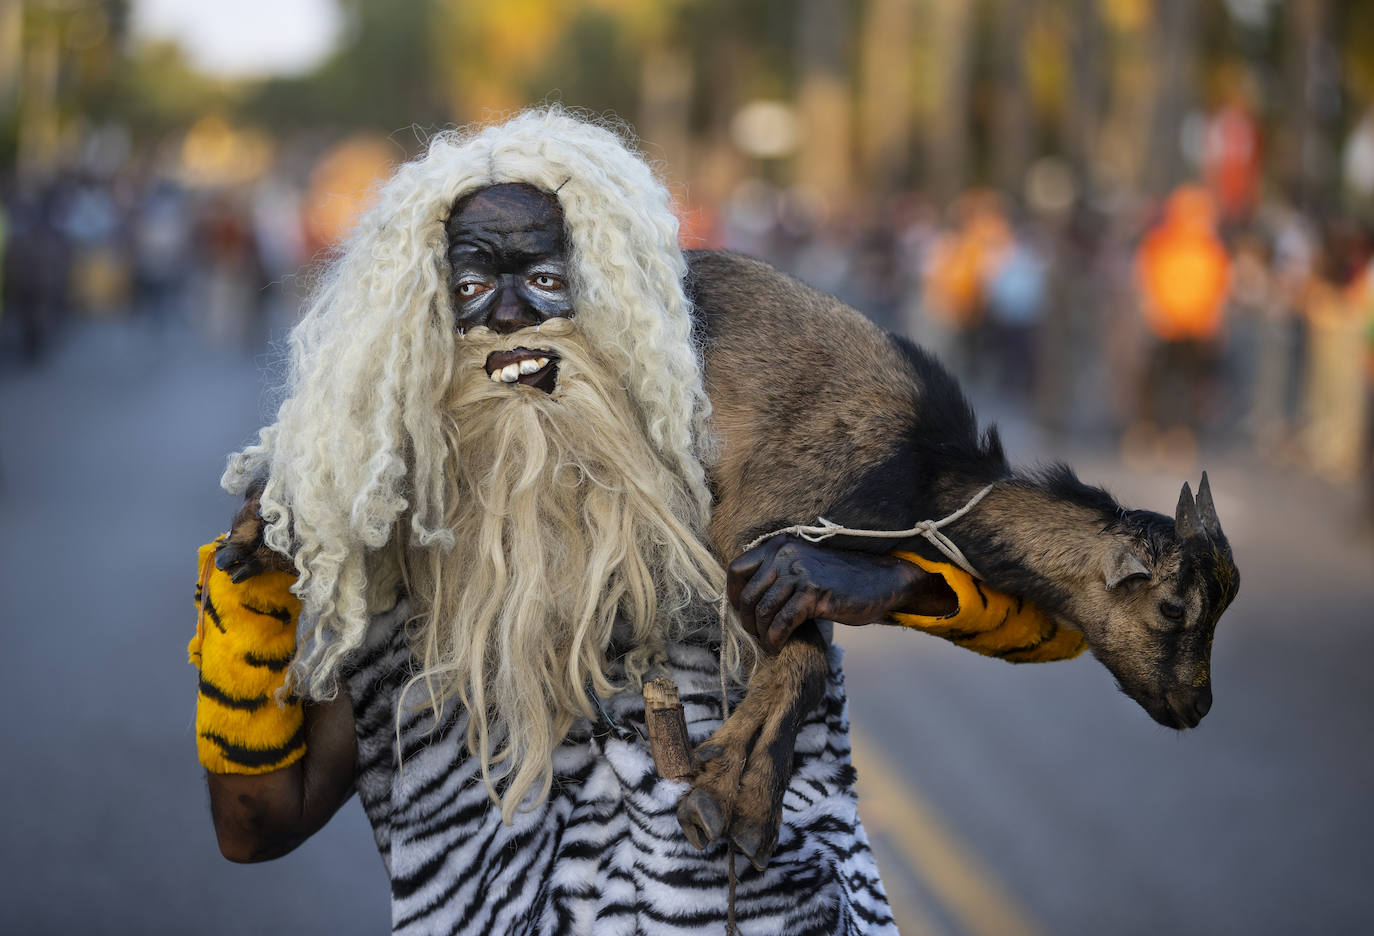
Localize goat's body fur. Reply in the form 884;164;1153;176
680;251;1233;864
690;250;1129;606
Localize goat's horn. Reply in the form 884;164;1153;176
1175;481;1204;541
1196;471;1223;540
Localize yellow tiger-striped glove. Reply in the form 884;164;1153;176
189;536;305;774
888;551;1085;663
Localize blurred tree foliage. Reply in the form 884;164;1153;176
247;0;447;137
2;0;134;170
6;0;1374;212
108;42;241;136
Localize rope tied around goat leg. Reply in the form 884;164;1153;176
738;482;997;578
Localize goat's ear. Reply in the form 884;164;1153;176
1103;546;1152;591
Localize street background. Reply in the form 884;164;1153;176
3;1;1373;933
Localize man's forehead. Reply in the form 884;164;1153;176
448;183;564;238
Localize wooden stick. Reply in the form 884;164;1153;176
643;677;700;781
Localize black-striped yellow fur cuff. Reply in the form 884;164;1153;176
887;551;1085;663
190;537;306;774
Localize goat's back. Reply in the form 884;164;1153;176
687;250;927;559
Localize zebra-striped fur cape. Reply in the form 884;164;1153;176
345;602;898;935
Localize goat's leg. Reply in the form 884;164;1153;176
727;624;829;868
677;622;829;869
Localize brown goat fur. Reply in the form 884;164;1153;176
689;251;921;559
680;250;1239;864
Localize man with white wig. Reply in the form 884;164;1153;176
190;108;995;933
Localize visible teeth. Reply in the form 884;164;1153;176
489;368;502;382
519;358;542;375
536;357;550;369
500;363;521;382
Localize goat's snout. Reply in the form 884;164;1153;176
1193;685;1213;720
1164;685;1213;729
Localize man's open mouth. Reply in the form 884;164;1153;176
485;347;560;393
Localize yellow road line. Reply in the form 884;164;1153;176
851;728;1047;936
865;832;945;936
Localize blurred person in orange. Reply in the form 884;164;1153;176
1130;185;1232;462
920;190;1010;384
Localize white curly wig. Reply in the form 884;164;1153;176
223;108;720;701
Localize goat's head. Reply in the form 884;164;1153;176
1065;472;1239;729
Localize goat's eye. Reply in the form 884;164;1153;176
1160;601;1184;620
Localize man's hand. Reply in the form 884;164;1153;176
215;478;294;582
727;536;956;653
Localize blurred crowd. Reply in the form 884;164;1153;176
703;169;1374;507
0;166;303;359
3;119;1373;513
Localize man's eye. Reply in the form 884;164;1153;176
531;274;564;291
457;281;488;298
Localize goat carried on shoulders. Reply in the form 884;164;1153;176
677;250;1241;869
209;250;1240;875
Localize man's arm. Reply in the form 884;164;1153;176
207;694;357;863
193;487;358;863
727;535;1083;664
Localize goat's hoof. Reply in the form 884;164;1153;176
677;788;727;850
729;819;776;870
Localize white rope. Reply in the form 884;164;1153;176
737;482;997;578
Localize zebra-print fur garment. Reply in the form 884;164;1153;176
345;601;898;935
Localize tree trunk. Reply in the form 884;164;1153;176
1279;0;1336;213
1143;0;1201;198
858;0;917;195
1062;0;1103;201
923;0;975;203
993;0;1033;204
639;43;694;189
796;0;855;205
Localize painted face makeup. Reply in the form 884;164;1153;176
448;184;573;393
446;183;573;334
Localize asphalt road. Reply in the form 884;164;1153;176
842;430;1374;936
2;319;1370;935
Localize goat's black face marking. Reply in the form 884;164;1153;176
1180;534;1240;635
1130;532;1237;730
447;183;573;336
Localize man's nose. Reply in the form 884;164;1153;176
488;276;540;334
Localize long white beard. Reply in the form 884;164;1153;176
401;319;727;822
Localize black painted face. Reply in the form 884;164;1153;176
446;183;572;334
